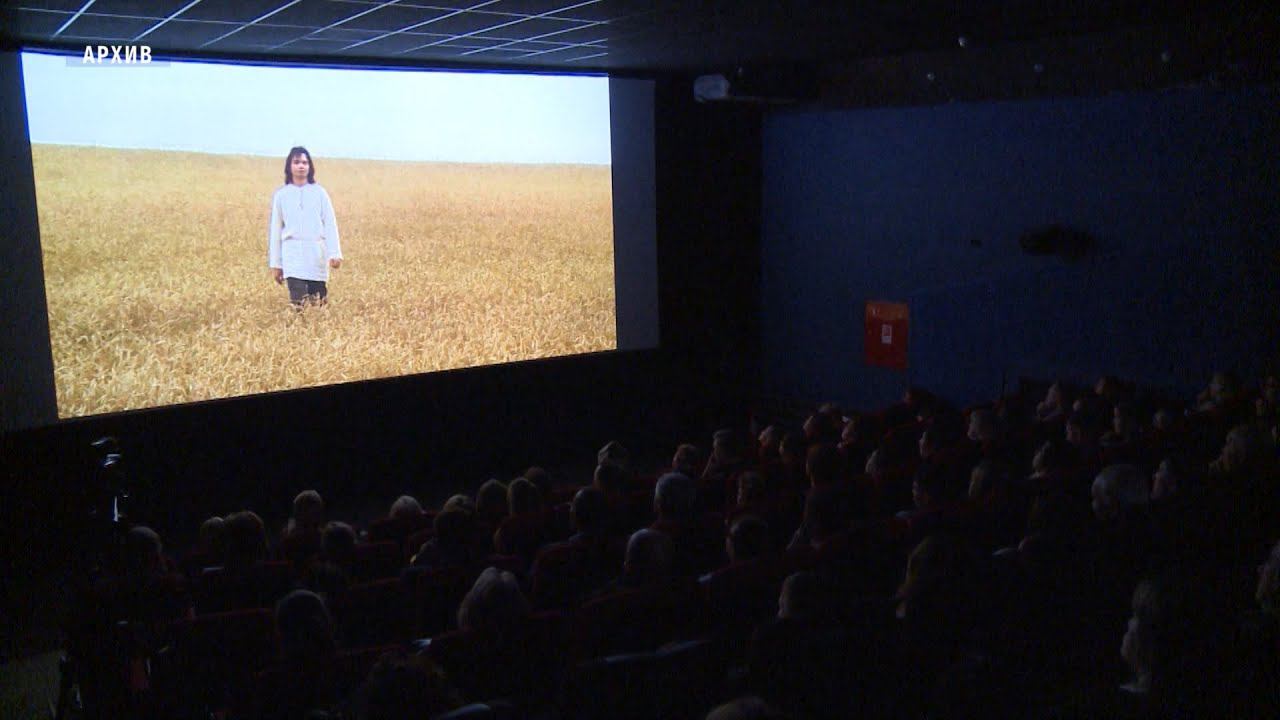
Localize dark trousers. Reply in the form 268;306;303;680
286;277;328;306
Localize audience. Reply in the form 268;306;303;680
68;371;1280;720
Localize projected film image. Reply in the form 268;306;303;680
22;53;615;419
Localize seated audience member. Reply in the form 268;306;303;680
523;466;554;505
837;414;879;473
185;515;225;573
776;431;809;493
457;567;530;633
726;516;772;565
728;471;771;520
247;590;341;720
566;486;613;545
705;696;787;720
1091;465;1150;525
95;525;189;623
223;510;271;571
597;439;631;471
1149;457;1184;503
787;485;850;552
1100;401;1144;456
747;572;866;719
356;649;461;720
475;479;508;533
702;428;750;511
1035;381;1071;424
1094;375;1127;407
1195;370;1241;414
1209;423;1270;481
494;477;550;559
802;412;839;446
1065;411;1104;474
284;490;325;539
673;443;704;479
651;472;722;573
1257;540;1280;625
412;509;480;571
275;589;337;667
320;521;358;571
442;493;475;515
894;536;977;685
281;490;325;566
596;528;675;596
757;425;784;464
388;495;423;521
1105;573;1222;717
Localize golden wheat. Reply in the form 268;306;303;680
32;145;616;418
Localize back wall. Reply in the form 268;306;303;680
760;84;1280;410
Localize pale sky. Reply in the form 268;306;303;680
20;50;611;164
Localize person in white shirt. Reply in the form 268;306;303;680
268;146;342;307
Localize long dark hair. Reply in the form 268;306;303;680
283;146;315;185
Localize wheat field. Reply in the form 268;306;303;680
32;145;616;418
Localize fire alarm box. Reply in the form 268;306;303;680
865;301;909;369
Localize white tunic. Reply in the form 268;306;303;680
268;182;342;282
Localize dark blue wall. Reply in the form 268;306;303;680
761;86;1280;411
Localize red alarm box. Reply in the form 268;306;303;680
865;301;909;369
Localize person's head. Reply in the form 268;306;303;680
1120;572;1210;696
523;466;552;504
1215;423;1263;474
840;415;874;445
968;460;996;502
1257;540;1280;619
1065;411;1099;447
389;495;423;521
322;522;357;564
442;493;474;514
198;515;224;554
712;428;743;464
275;589;335;663
1045;382;1065;408
912;473;943;510
1112;401;1139;438
801;483;852;542
623;528;673;584
917;427;941;459
360;649;460;720
432;509;475;552
897;535;966;607
1094;375;1123;401
1091;464;1149;522
673;443;702;477
283;146;315;185
726;516;771;564
705;696;786;720
291;489;325;531
805;443;842;488
1152;407;1176;432
223;510;269;568
758;425;783;458
1208;370;1239;403
654;472;696;521
507;477;542;516
1032;440;1068;475
593;462;627;496
597;440;630;469
779;431;807;466
456;567;529;632
864;448;886;478
570;486;607;535
736;471;768;507
475;479;508;520
778;571;823;620
803;413;833;444
124;525;163;575
1150;458;1181;501
967;408;997;443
